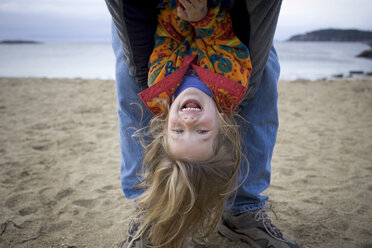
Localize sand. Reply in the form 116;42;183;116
0;76;371;248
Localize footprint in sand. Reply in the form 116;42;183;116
56;188;74;200
96;185;115;194
5;193;34;209
18;206;38;216
278;167;294;176
18;170;30;179
73;106;102;114
368;185;372;192
72;199;96;208
85;211;114;229
32;143;52;151
31;123;51;130
47;220;73;233
38;187;58;207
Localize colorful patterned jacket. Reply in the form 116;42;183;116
105;0;282;103
138;0;252;115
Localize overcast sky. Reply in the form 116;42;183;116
0;0;371;42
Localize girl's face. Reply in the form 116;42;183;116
167;87;220;162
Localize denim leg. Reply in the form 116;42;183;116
112;23;152;199
230;46;280;214
113;16;280;205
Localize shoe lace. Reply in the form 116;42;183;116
126;216;153;248
254;204;286;242
128;219;140;237
126;219;140;247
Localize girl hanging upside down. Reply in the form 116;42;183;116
129;0;252;247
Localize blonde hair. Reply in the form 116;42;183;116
131;101;242;247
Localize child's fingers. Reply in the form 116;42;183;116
190;0;206;9
177;6;188;20
180;0;205;11
178;0;207;22
179;0;193;10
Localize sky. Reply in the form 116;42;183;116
0;0;371;42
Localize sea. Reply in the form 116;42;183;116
0;41;371;81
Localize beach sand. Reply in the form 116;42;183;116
0;77;371;248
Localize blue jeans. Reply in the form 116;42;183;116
112;25;280;214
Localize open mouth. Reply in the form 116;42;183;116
181;99;202;112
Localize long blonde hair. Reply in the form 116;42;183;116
131;101;242;247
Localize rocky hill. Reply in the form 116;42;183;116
288;29;372;42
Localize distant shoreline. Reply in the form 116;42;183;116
0;40;42;44
288;29;372;42
1;41;371;80
0;74;371;83
287;29;372;60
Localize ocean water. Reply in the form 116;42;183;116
0;41;371;81
275;41;372;81
0;42;115;79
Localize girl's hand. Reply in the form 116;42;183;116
177;0;208;22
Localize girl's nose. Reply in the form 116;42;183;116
183;115;196;125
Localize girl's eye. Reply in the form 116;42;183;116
173;129;184;134
197;130;209;134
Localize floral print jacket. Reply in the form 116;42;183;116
105;0;282;103
139;0;252;115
